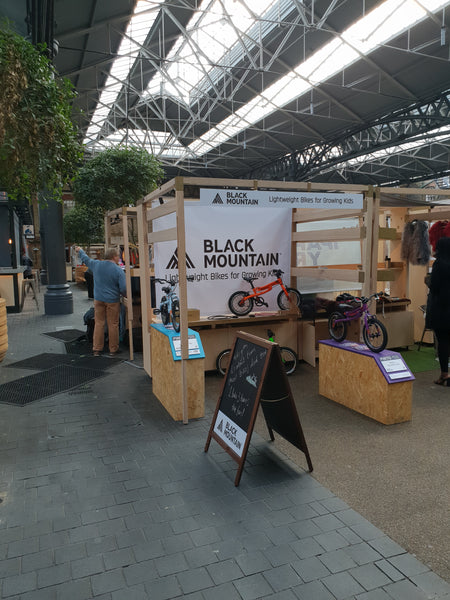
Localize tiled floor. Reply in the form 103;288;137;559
0;284;448;599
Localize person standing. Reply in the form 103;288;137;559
75;247;126;356
426;236;450;386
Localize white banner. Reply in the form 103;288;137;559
213;410;246;457
200;188;363;209
153;205;292;316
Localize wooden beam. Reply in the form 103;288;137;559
140;178;177;205
293;227;363;242
293;208;364;222
181;177;370;193
146;198;177;220
405;207;450;222
379;186;450;196
292;267;364;283
147;228;177;244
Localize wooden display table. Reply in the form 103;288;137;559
187;313;300;371
150;324;205;421
319;339;413;425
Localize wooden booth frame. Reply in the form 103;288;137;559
104;206;139;361
136;177;375;422
136;177;450;422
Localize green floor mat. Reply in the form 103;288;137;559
399;345;438;373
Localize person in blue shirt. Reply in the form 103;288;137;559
76;247;127;356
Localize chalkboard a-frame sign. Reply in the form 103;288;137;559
205;331;313;486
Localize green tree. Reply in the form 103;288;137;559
63;204;104;247
73;146;164;212
0;21;82;202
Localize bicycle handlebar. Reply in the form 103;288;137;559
355;291;385;304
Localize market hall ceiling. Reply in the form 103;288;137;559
6;0;450;186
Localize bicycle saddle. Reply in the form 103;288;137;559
337;302;356;311
242;275;258;283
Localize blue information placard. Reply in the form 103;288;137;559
151;324;205;361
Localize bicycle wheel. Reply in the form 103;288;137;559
280;347;297;375
216;349;231;375
328;311;347;342
228;291;253;315
160;297;170;326
363;317;387;352
171;298;180;333
277;288;302;311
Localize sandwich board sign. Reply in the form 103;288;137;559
205;331;313;486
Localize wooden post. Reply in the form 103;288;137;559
137;203;152;376
122;207;134;361
175;176;189;424
362;187;379;296
104;214;111;248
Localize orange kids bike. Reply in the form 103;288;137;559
228;269;302;316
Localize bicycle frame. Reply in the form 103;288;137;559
334;296;375;332
242;275;289;302
155;278;178;319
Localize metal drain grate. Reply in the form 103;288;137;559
0;365;106;406
8;353;81;370
65;338;94;355
42;329;86;342
8;353;120;371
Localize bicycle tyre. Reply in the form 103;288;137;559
171;298;180;333
216;349;231;376
280;346;297;375
160;297;170;326
277;288;302;311
363;317;388;352
328;311;348;342
228;291;253;315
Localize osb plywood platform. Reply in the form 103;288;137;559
318;343;411;425
150;327;204;421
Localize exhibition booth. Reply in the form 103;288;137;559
106;177;450;425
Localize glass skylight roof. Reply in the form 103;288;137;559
83;0;450;166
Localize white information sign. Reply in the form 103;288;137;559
199;189;363;209
172;335;201;357
380;357;408;373
213;410;247;457
389;371;411;380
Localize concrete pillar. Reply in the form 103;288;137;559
42;197;73;315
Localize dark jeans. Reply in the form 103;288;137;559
84;271;94;299
434;328;450;373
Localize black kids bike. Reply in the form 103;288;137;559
216;329;297;376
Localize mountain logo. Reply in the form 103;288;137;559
217;419;223;432
212;193;224;204
166;248;195;270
